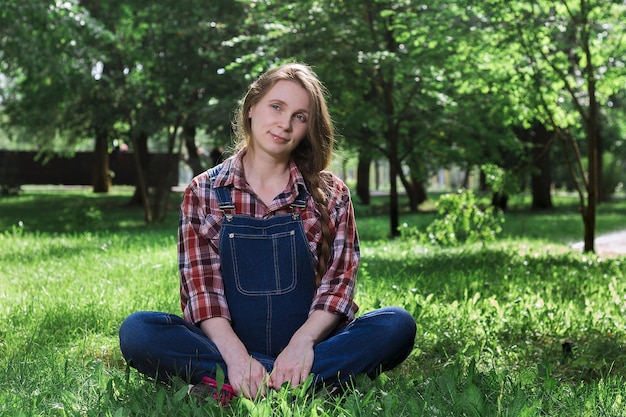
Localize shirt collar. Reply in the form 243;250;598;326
213;148;308;195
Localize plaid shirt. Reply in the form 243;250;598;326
178;149;360;325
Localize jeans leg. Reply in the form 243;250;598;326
119;311;228;384
311;306;416;386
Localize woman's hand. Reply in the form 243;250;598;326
200;317;267;399
268;310;341;391
268;337;314;389
226;354;268;399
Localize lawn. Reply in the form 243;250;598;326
1;188;625;416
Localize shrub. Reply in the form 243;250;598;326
400;189;504;247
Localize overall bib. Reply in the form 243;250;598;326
212;167;316;357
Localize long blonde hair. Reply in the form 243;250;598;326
233;63;334;287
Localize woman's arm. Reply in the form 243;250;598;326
309;174;360;320
178;175;230;323
180;172;267;399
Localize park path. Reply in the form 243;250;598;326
571;229;626;256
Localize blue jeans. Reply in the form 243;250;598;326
119;306;416;387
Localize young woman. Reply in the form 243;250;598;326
119;63;416;401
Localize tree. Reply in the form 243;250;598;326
102;0;246;221
1;0;111;191
466;0;626;252
4;0;622;241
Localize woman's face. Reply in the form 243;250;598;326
248;80;311;161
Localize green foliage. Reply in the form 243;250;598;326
482;163;521;196
400;189;504;247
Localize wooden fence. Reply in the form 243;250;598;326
0;150;177;188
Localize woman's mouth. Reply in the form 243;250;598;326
271;133;288;143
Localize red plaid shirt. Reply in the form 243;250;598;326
178;149;360;325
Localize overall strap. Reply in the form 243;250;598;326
208;164;235;220
289;185;308;219
290;185;308;209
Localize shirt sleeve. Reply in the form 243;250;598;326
178;174;230;324
310;174;360;322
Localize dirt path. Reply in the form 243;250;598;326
571;229;626;256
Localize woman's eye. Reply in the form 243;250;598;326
294;114;306;123
271;104;281;111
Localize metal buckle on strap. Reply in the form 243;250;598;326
220;205;235;222
290;197;306;220
290;201;307;219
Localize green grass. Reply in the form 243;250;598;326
1;188;625;416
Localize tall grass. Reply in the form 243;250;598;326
1;188;625;416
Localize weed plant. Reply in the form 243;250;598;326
0;189;625;416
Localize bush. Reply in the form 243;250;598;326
400;189;504;247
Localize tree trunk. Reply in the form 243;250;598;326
356;154;371;205
374;160;380;191
597;130;608;202
183;121;204;176
129;131;152;223
492;192;508;211
151;152;179;222
397;169;413;210
388;128;400;237
152;120;182;222
398;168;427;212
413;179;427;208
582;22;599;253
92;127;110;193
479;170;488;193
583;112;599;252
462;168;471;189
530;123;554;210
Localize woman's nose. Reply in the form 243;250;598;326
278;114;293;132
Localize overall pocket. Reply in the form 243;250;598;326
226;229;298;295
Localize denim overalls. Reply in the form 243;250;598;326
210;165;316;357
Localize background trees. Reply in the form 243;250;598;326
462;0;626;251
1;0;624;249
1;1;105;153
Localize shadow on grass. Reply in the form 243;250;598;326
365;244;623;300
0;190;182;234
362;243;626;385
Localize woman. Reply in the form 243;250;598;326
119;63;416;401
